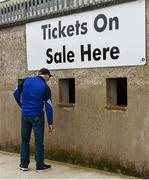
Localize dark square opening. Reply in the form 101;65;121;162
106;77;127;106
59;78;75;104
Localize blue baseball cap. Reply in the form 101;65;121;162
38;68;52;77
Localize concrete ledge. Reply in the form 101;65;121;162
0;150;134;179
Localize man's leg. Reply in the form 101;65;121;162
21;116;32;168
32;115;45;169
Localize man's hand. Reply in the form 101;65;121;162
48;125;54;132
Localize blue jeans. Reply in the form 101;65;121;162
21;115;45;169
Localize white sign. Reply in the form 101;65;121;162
26;0;146;70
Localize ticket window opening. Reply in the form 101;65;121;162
59;78;75;107
106;77;127;109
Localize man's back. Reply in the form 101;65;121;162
21;76;46;116
13;70;53;125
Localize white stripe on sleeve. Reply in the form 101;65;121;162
47;99;53;107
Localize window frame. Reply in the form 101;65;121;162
105;77;127;111
58;78;75;108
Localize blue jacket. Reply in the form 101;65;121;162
13;76;53;125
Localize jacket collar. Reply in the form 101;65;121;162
37;76;46;82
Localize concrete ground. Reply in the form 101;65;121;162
0;151;135;179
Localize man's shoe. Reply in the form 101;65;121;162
36;164;51;172
19;164;29;171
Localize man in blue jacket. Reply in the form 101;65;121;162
13;68;54;172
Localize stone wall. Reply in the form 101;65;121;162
0;0;149;177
